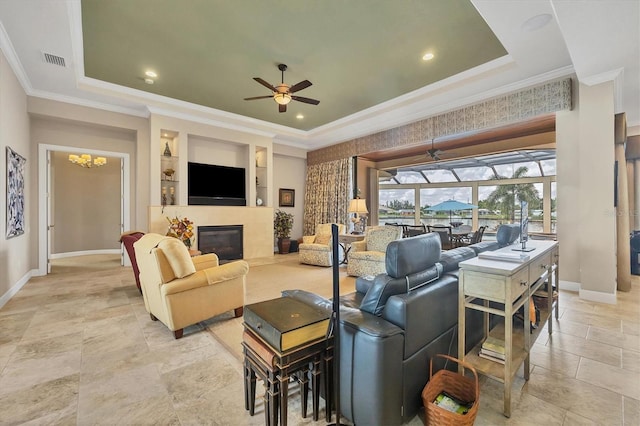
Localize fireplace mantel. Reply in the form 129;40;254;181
148;205;274;259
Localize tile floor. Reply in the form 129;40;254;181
0;254;638;425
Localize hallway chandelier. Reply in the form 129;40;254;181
68;154;107;168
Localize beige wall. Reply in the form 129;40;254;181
557;81;617;302
51;151;121;254
0;48;32;304
28;98;150;232
273;153;306;240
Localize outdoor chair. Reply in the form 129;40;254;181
460;225;486;246
403;224;427;238
427;224;454;250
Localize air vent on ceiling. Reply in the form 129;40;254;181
42;52;66;67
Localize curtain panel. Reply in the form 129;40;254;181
303;158;352;236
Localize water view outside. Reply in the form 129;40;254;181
377;152;557;235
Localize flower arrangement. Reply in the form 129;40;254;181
166;216;194;248
274;210;294;239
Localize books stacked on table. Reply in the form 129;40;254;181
478;336;506;364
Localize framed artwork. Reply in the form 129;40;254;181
6;146;26;239
279;188;295;207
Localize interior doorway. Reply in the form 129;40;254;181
38;144;131;275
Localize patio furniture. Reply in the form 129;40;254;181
427;224;454;250
404;224;427;238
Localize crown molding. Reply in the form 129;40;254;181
0;20;33;94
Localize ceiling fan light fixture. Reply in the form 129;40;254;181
273;93;291;105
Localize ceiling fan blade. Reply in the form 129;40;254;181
291;95;320;105
289;80;312;93
253;77;276;91
279;104;287;113
244;96;273;101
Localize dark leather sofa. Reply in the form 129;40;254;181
284;224;521;425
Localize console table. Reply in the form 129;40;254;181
457;240;559;417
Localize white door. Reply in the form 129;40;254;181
46;150;53;274
120;158;125;266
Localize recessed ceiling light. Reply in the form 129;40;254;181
145;70;157;78
521;13;552;32
296;114;304;119
422;52;435;61
144;78;154;85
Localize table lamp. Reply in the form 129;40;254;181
348;198;369;234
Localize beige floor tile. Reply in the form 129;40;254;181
563;410;600;425
0;332;83;394
0;254;638;426
624;395;640;426
0;373;79;425
77;364;169;423
530;342;581;378
622;348;640;373
0;310;35;345
547;329;622;367
161;355;239;410
588;325;640;352
576;357;640;400
526;366;623;424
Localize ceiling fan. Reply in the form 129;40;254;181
426;139;460;161
244;64;320;113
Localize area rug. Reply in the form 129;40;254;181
205;255;356;360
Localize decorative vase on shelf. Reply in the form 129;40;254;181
163;141;172;157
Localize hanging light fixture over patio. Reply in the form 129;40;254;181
68;154;107;168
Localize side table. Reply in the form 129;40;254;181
242;326;333;426
338;233;365;264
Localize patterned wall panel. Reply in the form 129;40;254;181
307;77;571;165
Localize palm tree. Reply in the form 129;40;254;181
486;166;540;221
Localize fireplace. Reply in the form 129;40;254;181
197;225;243;261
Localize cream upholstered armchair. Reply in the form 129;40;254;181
299;223;346;266
134;233;249;339
347;225;403;277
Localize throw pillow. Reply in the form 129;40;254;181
302;236;316;244
314;235;331;245
158;237;196;279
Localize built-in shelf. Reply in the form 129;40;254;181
161;134;179;206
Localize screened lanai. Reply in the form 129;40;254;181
376;149;557;235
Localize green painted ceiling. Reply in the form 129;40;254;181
81;0;506;131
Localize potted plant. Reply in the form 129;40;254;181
274;209;294;254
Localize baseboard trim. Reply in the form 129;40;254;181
579;288;617;305
560;280;580;292
0;269;36;310
50;249;121;259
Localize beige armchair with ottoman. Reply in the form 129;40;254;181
134;233;249;339
346;225;403;277
299;223;346;266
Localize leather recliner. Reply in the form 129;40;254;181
284;233;486;425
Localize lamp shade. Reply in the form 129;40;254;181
348;199;369;214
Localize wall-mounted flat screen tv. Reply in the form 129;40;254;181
188;162;246;206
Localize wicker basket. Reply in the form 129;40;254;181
421;354;479;426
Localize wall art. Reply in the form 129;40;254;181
279;188;295;207
6;146;26;239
